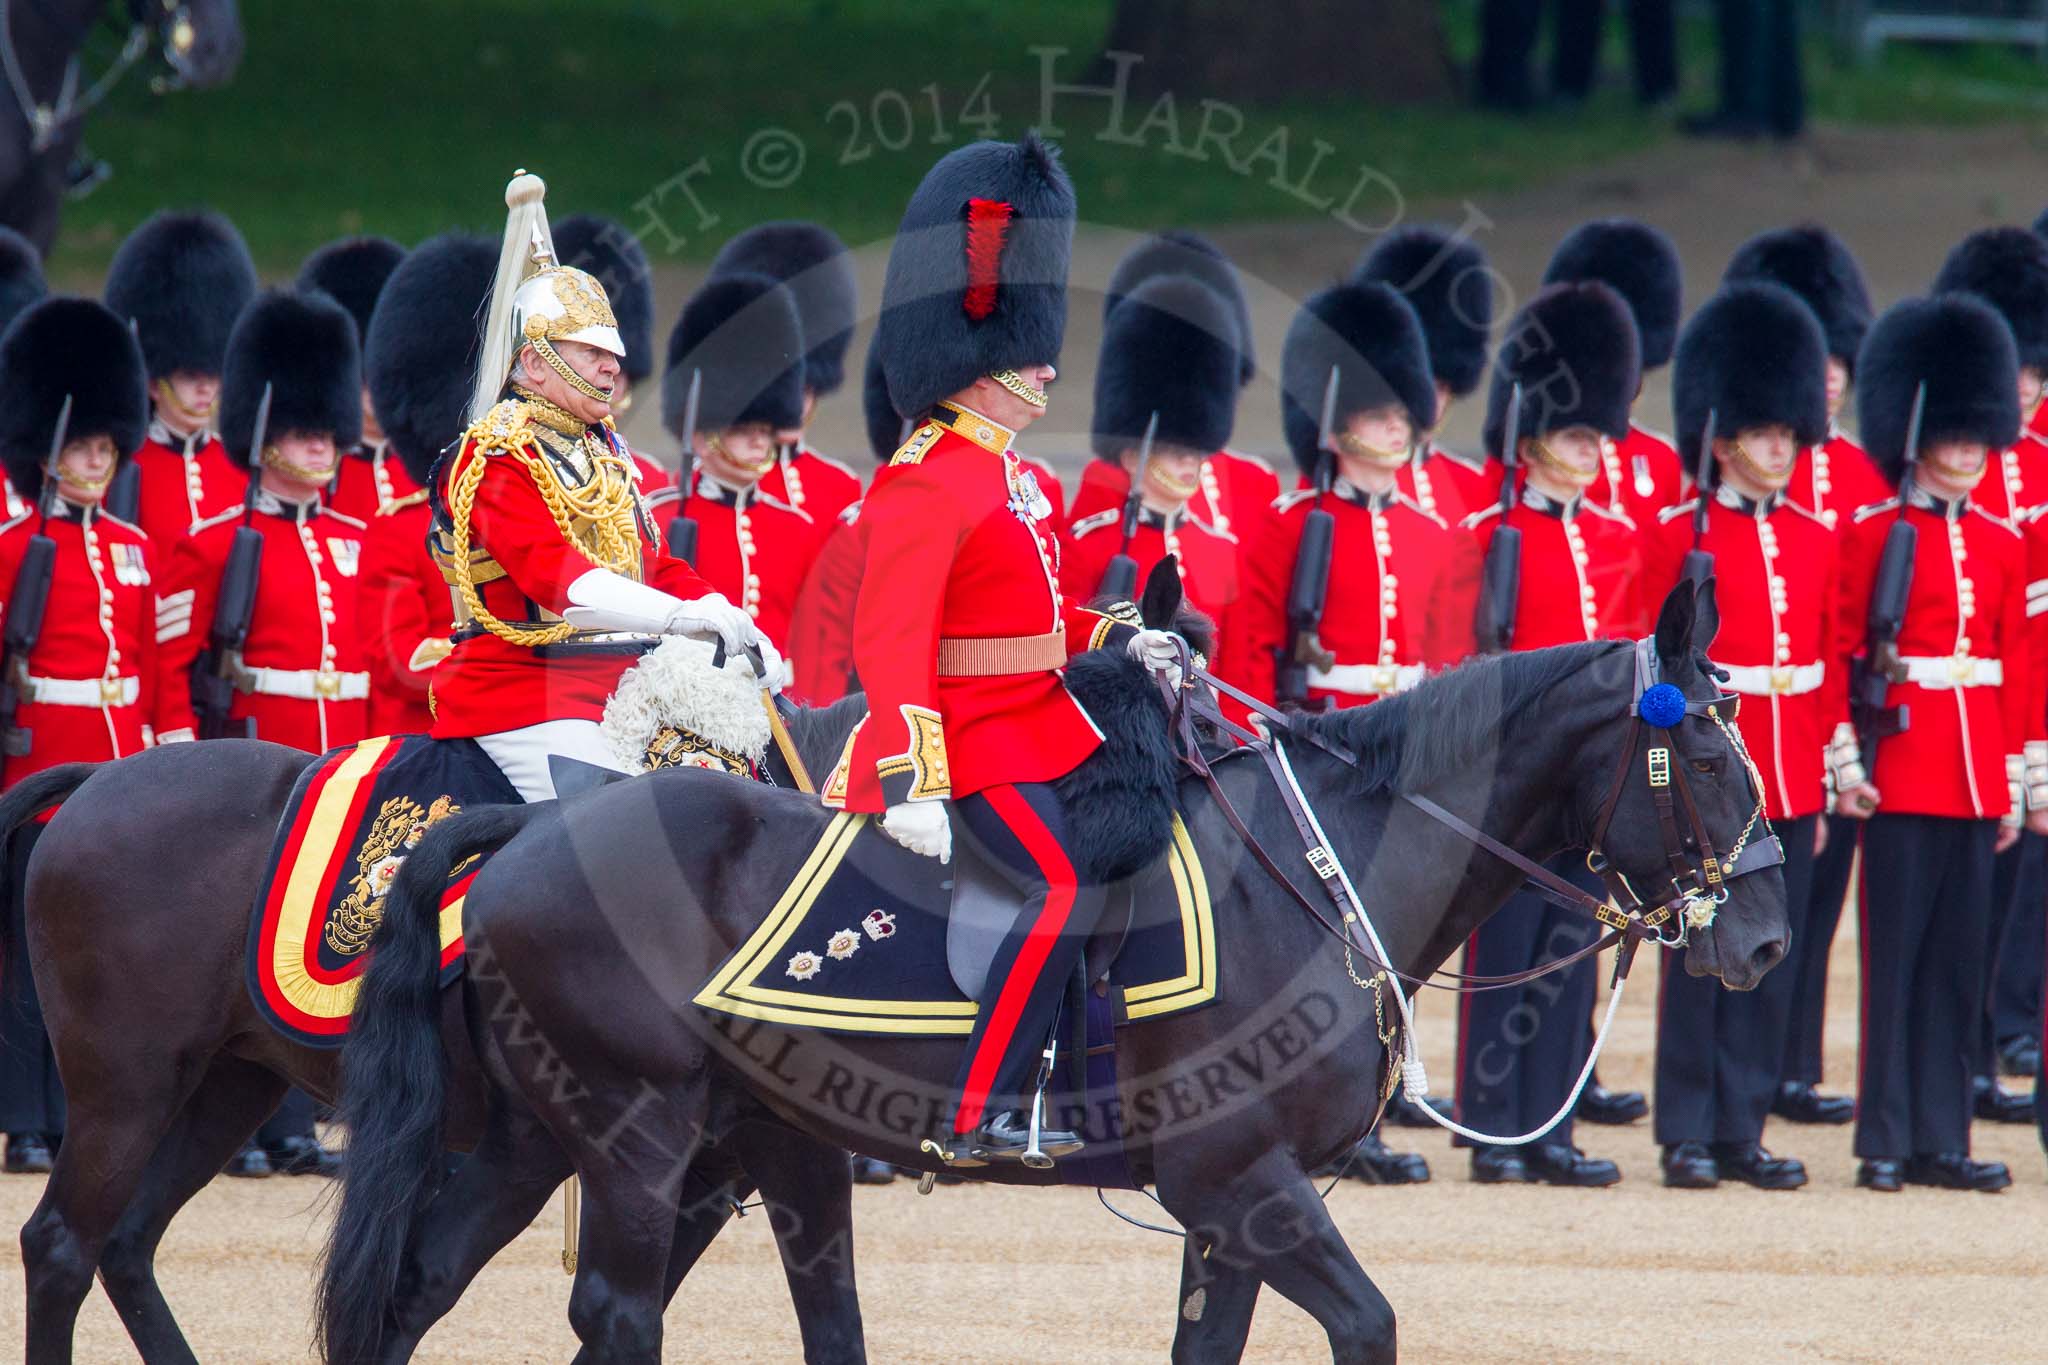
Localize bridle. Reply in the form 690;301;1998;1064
1;0;197;155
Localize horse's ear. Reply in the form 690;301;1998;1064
1140;556;1184;632
1692;576;1722;652
1652;580;1697;665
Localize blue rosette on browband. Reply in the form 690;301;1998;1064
1637;682;1687;728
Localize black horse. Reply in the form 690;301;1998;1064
321;580;1789;1364
0;0;242;250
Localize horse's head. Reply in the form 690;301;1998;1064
138;0;244;90
1574;579;1790;991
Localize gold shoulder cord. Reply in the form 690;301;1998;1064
446;405;646;648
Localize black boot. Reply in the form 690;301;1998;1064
1904;1153;2012;1192
263;1134;342;1177
1972;1075;2033;1124
1525;1143;1621;1187
1996;1034;2040;1078
1574;1082;1647;1125
965;1110;1083;1167
1711;1141;1807;1191
3;1133;53;1175
1326;1132;1430;1185
1660;1141;1719;1189
1380;1091;1450;1128
1469;1146;1537;1184
849;1154;898;1185
221;1142;272;1178
1855;1158;1903;1192
1771;1080;1854;1125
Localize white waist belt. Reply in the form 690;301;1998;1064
25;674;138;707
1719;661;1824;696
1308;661;1426;696
1897;655;2003;689
236;666;371;701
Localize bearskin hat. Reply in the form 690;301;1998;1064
1482;281;1642;461
1932;226;2048;376
712;222;858;397
102;210;258;379
1857;293;2020;486
862;340;902;463
1103;231;1255;386
218;290;362;469
0;226;45;336
295;236;406;347
364;233;497;487
1280;281;1436;477
1542;218;1682;370
1672;283;1829;480
0;298;148;499
1353;225;1494;398
1722;224;1872;373
553;215;656;385
1092;275;1241;462
876;134;1074;418
662;272;807;437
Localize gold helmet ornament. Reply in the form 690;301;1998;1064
468;171;626;422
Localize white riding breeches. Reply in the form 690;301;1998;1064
474;718;634;802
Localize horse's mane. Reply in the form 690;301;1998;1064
785;692;869;779
1300;641;1620;796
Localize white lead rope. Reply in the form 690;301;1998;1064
1270;739;1628;1148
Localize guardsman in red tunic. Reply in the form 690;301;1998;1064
356;234;497;736
1647;283;1841;1191
1455;281;1647;1188
0;297;157;1173
297;236;418;524
710;222;867;526
554;214;674;501
154;290;373;755
426;174;764;801
1721;223;1883;1126
1354;224;1499;527
0;228;46;524
1833;294;2043;1193
659;273;828;655
1543;218;1688;534
1239;280;1477;716
99;211;258;546
825;135;1170;1162
1064;272;1246;671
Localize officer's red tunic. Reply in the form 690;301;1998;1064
357;489;446;735
327;444;422;525
130;428;244;549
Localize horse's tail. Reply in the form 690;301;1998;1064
0;762;94;836
317;800;546;1365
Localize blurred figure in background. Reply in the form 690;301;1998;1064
1685;0;1805;140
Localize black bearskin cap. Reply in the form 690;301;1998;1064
0;298;147;499
1722;224;1872;373
1103;231;1255;386
1673;283;1830;477
364;233;497;487
1280;281;1436;477
553;215;656;385
1353;225;1494;398
0;226;45;336
1483;281;1642;460
861;340;902;463
1092;275;1242;461
295;236;406;346
876;133;1074;418
1933;226;2048;375
219;290;363;468
102;210;258;379
712;221;858;397
1542;218;1682;370
1857;293;2020;487
662;272;807;436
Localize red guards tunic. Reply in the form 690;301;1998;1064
0;503;177;785
155;491;370;752
762;445;863;526
358;489;447;735
787;502;869;705
824;404;1127;813
427;402;717;739
1647;489;1843;819
1402;444;1497;529
1238;482;1479;709
327;443;422;525
1975;432;2048;731
1836;490;2039;820
1061;500;1242;672
677;472;830;653
1068;449;1269;546
2030;399;2048;441
1594;423;1686;536
1464;485;1648;649
628;450;673;499
1788;429;1891;533
130;426;245;548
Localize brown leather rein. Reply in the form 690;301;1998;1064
1163;637;1785;996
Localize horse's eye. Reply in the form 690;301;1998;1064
1691;759;1718;775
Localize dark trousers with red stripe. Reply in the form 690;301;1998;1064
1987;832;2045;1062
1855;813;1994;1160
948;782;1107;1135
1654;814;1816;1146
1452;857;1603;1151
1781;812;1858;1088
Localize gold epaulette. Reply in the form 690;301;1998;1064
890;420;942;466
462;399;545;459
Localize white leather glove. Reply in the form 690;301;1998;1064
1127;628;1185;691
881;801;951;863
751;634;791;694
661;592;754;656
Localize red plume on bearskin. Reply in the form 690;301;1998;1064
962;198;1013;322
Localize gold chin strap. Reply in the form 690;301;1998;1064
1726;437;1793;492
62;472;112;495
1335;431;1412;470
1925;453;1989;490
153;377;216;425
1144;455;1199;500
261;444;337;485
706;432;775;480
527;338;615;405
1528;437;1601;489
989;368;1048;408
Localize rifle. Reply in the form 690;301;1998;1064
1681;409;1718;587
1276;367;1341;705
0;395;72;759
1098;410;1156;602
665;369;702;564
1850;380;1926;782
1474;382;1524;654
190;383;271;741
